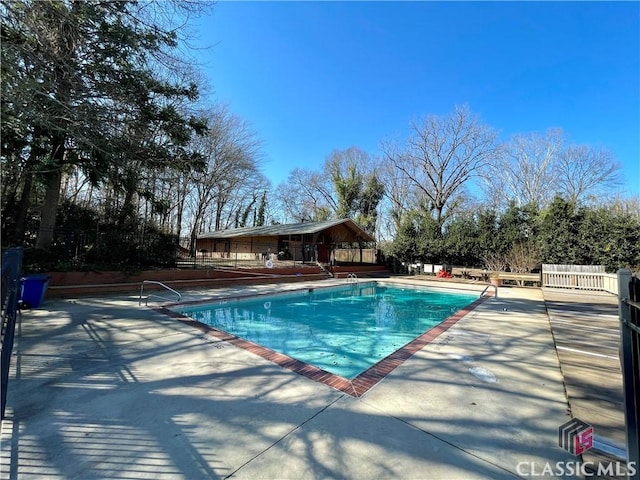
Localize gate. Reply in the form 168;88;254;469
618;269;640;478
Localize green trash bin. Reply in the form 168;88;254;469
20;274;51;308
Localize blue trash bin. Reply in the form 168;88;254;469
20;274;51;308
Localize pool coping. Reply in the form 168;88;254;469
158;282;492;397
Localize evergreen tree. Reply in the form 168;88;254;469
1;0;207;248
536;197;584;264
256;191;267;226
578;206;640;270
442;213;479;266
356;174;384;236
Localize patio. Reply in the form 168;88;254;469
1;279;599;479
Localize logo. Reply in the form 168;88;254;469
516;419;636;477
559;418;593;455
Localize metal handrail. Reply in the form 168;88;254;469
480;284;498;299
139;280;182;306
347;273;359;284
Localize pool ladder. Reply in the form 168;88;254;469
347;273;359;284
480;284;498;299
139;280;182;306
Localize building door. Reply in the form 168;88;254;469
317;244;330;263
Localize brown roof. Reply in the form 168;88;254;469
197;218;375;243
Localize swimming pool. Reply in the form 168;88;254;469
173;282;480;388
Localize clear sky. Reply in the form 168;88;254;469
192;1;640;197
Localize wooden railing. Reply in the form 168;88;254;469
602;273;619;295
542;271;618;295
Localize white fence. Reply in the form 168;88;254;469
542;265;618;295
542;264;605;273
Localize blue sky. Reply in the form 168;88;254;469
192;1;640;196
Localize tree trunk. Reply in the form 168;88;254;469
175;190;184;238
13;166;35;245
12;139;47;245
215;201;223;231
34;2;79;250
189;225;198;257
35;167;62;250
117;187;136;230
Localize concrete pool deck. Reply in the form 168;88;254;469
0;278;601;479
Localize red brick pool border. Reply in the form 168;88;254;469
158;291;490;397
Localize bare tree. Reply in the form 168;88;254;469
383;105;499;230
182;105;264;253
376;158;421;241
483;129;621;208
483;128;563;209
274;168;335;223
482;252;508;272
505;241;540;273
608;195;640;220
555;144;621;204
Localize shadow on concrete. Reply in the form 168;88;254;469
1;286;582;479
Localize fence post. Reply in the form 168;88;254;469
618;268;639;478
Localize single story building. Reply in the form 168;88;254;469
195;219;376;264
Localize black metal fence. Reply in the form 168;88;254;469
25;227;179;271
618;269;639;478
1;247;23;419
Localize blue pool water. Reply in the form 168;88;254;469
176;282;477;379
